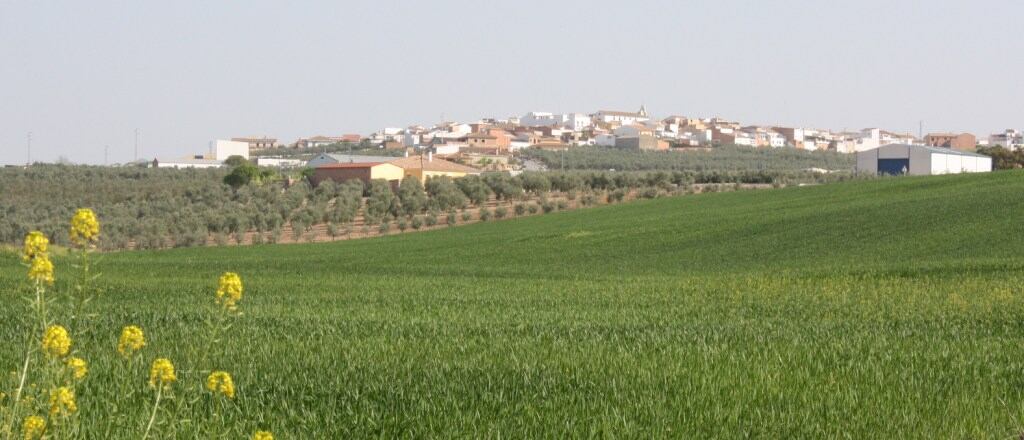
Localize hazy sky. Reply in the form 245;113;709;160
2;0;1021;165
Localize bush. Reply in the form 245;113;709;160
411;216;423;230
495;206;508;219
425;213;438;227
479;208;492;221
447;212;458;226
514;204;526;216
528;204;540;214
542;202;555;213
379;221;390;234
608;189;626;203
462;211;472;222
581;193;598;206
640;187;659;199
397;217;408;232
556;200;568;210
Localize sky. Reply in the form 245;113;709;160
1;0;1022;165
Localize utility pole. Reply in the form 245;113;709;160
918;121;923;140
134;128;140;161
104;145;109;166
27;132;32;165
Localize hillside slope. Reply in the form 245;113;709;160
2;171;1024;438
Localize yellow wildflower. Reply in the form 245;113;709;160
66;357;87;380
27;254;54;285
117;325;146;357
48;387;76;417
149;358;176;389
205;371;236;399
216;272;243;310
41;325;71;358
21;415;45;440
22;231;49;263
252;431;273;440
69;208;100;246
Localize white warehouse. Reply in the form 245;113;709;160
856;144;992;176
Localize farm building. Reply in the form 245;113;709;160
389;155;482;183
306;153;399;168
310;162;405;187
856;144;991;176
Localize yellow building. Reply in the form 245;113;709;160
311;162;405;187
389;156;481;183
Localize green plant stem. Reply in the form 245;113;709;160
141;386;163;440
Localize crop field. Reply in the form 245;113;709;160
2;171;1024;438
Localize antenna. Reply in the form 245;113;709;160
27;132;32;165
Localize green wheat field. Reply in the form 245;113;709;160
3;171;1024;438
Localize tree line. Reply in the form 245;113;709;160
0;163;864;251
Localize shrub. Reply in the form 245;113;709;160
397;218;408;232
462;211;472;222
542;202;555;213
640;187;659;199
528;204;540;214
479;208;492;221
425;213;438;227
514;204;526;216
556;200;568;210
495;206;508;219
447;212;458;226
411;216;423;230
379;221;390;234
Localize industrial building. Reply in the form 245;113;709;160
856;144;992;176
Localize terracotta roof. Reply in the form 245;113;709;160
317;162;386;169
389;156;481;173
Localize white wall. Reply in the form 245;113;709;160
213;140;250;160
856;148;878;173
596;134;617;147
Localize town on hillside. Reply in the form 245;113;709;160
151;106;1021;179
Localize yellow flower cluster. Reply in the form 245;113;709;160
205;371;235;399
216;272;244;310
41;325;71;358
27;256;54;285
21;415;46;440
149;358;176;389
69;208;100;247
48;387;77;417
66;357;88;380
118;325;146;357
22;231;49;263
252;431;273;440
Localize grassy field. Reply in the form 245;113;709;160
3;171;1024;438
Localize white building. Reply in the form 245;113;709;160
856;144;991;176
559;113;592;131
153;157;224;169
211;139;250;160
989;129;1024;150
520;112;559;127
254;157;304;168
591;106;650;125
595;134;617;147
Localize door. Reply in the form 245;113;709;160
877;158;910;175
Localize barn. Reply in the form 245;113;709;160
856;144;992;176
